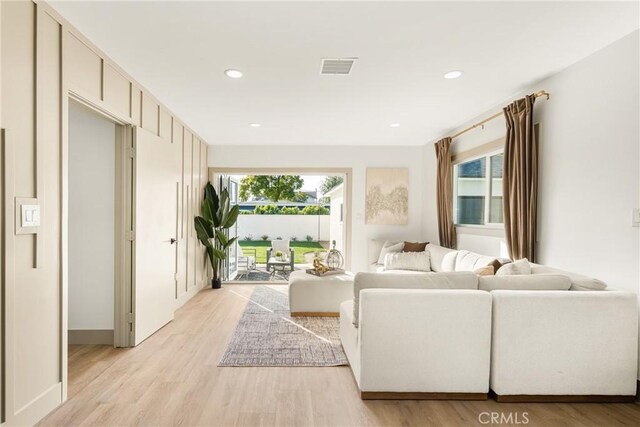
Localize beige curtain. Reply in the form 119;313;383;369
434;137;456;249
503;94;537;261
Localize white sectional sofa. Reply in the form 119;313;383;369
341;241;638;402
340;273;492;400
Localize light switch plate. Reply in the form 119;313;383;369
15;197;40;234
633;208;640;227
21;204;41;227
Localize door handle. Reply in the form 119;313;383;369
170;238;176;244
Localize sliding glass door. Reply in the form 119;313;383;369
215;174;239;281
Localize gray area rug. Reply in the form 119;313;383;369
219;285;348;367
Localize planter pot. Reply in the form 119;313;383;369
212;279;222;289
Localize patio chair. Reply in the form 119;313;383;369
266;239;295;276
237;246;256;279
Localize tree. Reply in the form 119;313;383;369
320;176;344;195
239;175;306;202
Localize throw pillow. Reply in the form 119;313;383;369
496;258;531;275
377;241;404;265
384;251;431;272
403;241;428;252
473;265;494;276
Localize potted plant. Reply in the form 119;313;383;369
194;182;239;289
275;250;284;261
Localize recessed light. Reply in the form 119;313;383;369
444;70;463;79
249;123;261;128
390;123;401;128
225;69;243;79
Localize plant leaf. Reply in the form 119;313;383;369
213;247;226;260
201;198;213;223
205;182;219;212
194;216;214;247
223;236;238;250
215;230;229;246
222;205;240;229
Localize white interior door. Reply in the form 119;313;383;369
133;127;179;345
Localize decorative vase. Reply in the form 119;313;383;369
212;278;222;289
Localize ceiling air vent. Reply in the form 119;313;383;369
320;58;357;75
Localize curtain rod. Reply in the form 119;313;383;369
451;90;550;140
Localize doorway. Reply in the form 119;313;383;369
67;100;120;347
210;169;352;284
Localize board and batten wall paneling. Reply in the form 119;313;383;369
199;141;208;282
103;63;131;119
159;107;172;141
192;137;201;288
1;1;210;423
131;86;142;127
65;31;101;101
1;1;64;424
173;120;187;300
141;92;159;136
183;128;193;291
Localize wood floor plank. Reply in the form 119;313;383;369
38;285;640;427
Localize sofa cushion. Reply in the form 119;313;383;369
496;258;531;275
384;251;431;272
529;264;607;291
454;250;501;272
479;274;571;291
377;241;404;265
352;272;478;326
426;243;458;272
403;241;428;252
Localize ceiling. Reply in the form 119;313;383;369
49;1;639;146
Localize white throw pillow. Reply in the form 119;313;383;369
496;258;531;275
384;251;431;272
377;241;404;264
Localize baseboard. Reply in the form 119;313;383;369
490;390;636;403
68;329;114;345
290;311;339;317
361;391;487;401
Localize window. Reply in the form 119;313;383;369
454;151;503;226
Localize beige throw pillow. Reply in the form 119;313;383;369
496;258;531;275
473;265;494;276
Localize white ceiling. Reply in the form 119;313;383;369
49;1;639;146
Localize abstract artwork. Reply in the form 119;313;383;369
365;168;409;225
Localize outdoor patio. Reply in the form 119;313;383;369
234;240;330;282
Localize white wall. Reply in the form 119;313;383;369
209;145;425;273
424;30;639;294
238;214;330;242
68;101;116;330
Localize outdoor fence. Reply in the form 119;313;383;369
238;214;330;242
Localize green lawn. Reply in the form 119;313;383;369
238;240;325;264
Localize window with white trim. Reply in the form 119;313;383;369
453;151;504;226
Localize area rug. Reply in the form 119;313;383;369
219;285;348;367
235;270;287;282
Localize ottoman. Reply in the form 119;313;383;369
288;270;355;316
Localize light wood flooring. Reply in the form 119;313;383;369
39;285;640;426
